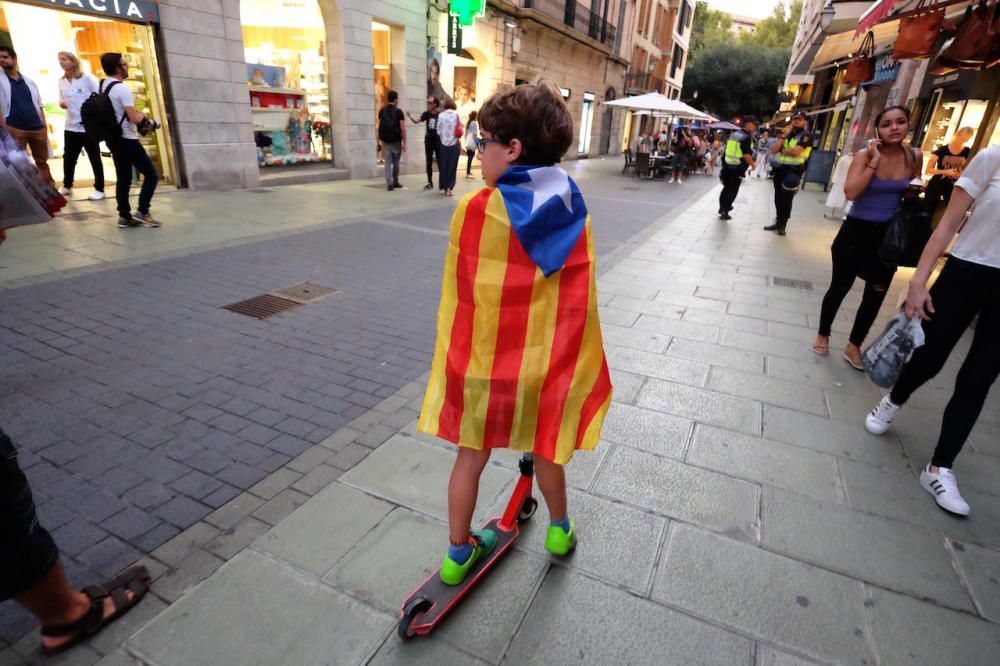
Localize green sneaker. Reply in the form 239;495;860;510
440;530;497;586
545;520;577;556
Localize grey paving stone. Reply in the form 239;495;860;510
149;522;221;567
256;481;393;577
683;306;770;335
607;369;645;405
728;302;809;326
707;366;828;416
951;540;1000;622
148;548;227;605
203;492;266;531
597;306;640;328
251;488;311;526
129;550;393;664
762;406;910;470
247;468;303;501
765;355;880;398
600;402;692;459
169;470;224;501
153;496;212;529
606;345;710;387
77;535;143;578
103;507;162;543
755;645;821;665
290;463;343;495
506;566;751;665
653;523;872;664
869;587;1000;665
50;520;109;555
215;461;268;490
339;435;510;520
633;313;722;344
205;516;271;561
666;337;765;374
93;649;146;666
720;329;819;362
599;322;671;353
762;486;973;611
687;425;841;502
593;445;759;539
638;378;762;435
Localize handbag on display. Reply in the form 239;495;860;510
893;0;951;59
843;31;876;85
931;1;1000;71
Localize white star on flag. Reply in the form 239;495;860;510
516;167;573;215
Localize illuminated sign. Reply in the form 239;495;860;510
19;0;159;23
449;0;485;27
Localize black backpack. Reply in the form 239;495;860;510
81;80;126;142
378;106;402;143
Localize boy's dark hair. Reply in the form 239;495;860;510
101;53;123;76
479;79;573;165
443;97;457;110
387;90;398;103
0;46;16;59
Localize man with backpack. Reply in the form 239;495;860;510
89;53;159;228
0;47;54;187
377;90;406;191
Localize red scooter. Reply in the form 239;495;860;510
397;453;538;639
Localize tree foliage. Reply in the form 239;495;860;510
689;0;732;60
681;42;790;121
739;0;803;49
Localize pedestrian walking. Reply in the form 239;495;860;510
407;96;440;190
418;79;611;586
923;127;973;223
57;52;105;201
0;423;151;655
706;133;720;175
764;111;813;235
98;53;160;229
0;46;53;187
668;127;691;183
377;89;406;191
813;106;923;368
863;144;1000;517
436;98;461;196
717;116;757;220
464;110;479;178
754;130;772;178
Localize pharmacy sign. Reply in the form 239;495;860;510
449;0;485;27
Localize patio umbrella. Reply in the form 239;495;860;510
708;121;741;131
604;92;715;121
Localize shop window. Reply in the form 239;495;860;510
241;0;330;168
0;1;175;187
922;98;988;154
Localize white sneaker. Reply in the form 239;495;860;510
88;191;106;201
865;395;900;435
920;465;970;516
58;186;72;196
667;177;675;183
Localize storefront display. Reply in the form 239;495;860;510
0;1;175;186
241;0;330;168
917;69;1000;156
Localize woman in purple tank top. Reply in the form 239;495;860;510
814;106;923;368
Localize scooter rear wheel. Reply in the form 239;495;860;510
517;497;538;523
398;596;433;639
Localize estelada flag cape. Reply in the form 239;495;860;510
418;165;612;464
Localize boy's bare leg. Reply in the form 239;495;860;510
448;447;492;543
533;457;567;522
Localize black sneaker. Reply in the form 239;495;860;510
776;228;787;236
387;184;394;191
393;181;403;189
423;183;433;190
719;212;732;220
763;223;781;232
118;216;141;228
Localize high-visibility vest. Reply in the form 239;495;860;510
776;130;812;166
724;131;752;166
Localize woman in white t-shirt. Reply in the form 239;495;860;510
464;110;479;179
864;144;1000;517
436;98;461;196
57;52;105;200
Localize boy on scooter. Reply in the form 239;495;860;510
418;80;613;585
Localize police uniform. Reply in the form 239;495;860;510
769;126;813;232
718;129;755;219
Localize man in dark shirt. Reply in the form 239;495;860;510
407;96;440;190
377;90;406;191
0;46;53;187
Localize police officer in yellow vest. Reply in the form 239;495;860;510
718;115;757;221
764;111;814;236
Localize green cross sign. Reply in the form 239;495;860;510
449;0;485;26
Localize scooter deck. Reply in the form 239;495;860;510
403;517;518;632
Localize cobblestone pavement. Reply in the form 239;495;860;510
0;160;714;656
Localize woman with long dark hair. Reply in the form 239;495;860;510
436;98;461;196
464;110;479;178
863;144;1000;516
813;106;923;367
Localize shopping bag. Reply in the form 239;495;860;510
878;198;932;269
863;314;926;388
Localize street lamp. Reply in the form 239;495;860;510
820;1;836;31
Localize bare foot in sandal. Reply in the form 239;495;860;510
812;334;830;356
16;562;151;655
843;343;864;370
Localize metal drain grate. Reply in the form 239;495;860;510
271;282;338;303
771;277;814;291
223;294;302;319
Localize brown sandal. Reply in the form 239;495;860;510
40;565;151;655
812;335;830;356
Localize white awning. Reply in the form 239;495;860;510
605;93;715;120
811;20;900;70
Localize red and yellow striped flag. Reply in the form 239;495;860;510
418;168;611;465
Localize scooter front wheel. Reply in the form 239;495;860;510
517;497;538;523
398;596;433;639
